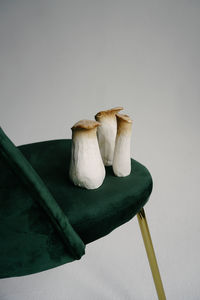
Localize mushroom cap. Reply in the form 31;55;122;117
116;113;133;135
95;107;124;120
116;113;133;123
71;120;101;131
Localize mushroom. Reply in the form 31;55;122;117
95;107;123;166
69;120;105;189
112;113;133;177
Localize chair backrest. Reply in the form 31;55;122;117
0;127;85;259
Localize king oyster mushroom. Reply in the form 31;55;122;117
69;120;105;189
95;107;123;166
112;113;133;177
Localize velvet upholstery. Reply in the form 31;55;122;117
0;128;85;262
0;129;153;279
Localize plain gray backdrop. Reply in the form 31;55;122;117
0;0;200;299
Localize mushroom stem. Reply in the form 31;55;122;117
69;120;105;189
95;107;123;166
112;114;133;177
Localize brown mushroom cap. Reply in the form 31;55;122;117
71;120;101;138
95;106;124;120
116;113;133;135
71;120;100;131
116;113;133;123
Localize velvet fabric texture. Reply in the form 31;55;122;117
0;129;153;278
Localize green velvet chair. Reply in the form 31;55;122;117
0;127;166;300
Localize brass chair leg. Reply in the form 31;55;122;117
137;208;166;300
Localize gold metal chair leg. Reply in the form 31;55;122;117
137;208;166;300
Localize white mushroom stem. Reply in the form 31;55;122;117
69;120;105;190
112;114;133;177
95;107;123;166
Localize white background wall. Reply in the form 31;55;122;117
0;1;200;299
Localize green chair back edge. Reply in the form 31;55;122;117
0;127;85;260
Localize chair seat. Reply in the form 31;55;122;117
0;139;152;278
